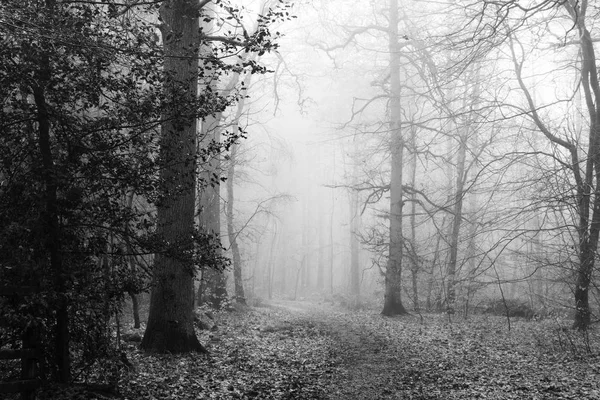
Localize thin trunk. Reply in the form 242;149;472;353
350;190;361;300
124;191;141;328
301;201;309;291
198;112;227;309
196;6;228;309
129;292;141;329
227;142;245;304
555;2;600;330
574;19;600;331
267;221;278;299
141;0;204;353
35;81;70;383
426;216;444;311
408;127;419;312
317;204;325;290
32;6;70;376
226;71;251;306
349;147;361;303
382;0;407;316
446;133;467;312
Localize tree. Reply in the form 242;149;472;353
141;0;205;353
0;0;165;381
143;0;290;346
457;0;600;330
506;12;598;329
381;0;408;316
348;150;362;305
226;71;255;306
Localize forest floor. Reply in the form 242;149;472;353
44;299;600;399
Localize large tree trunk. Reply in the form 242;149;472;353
382;0;407;316
141;0;204;353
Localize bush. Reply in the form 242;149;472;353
482;299;535;319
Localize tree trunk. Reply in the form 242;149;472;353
225;70;254;306
32;9;71;377
382;0;407;316
129;292;141;329
198;112;227;309
571;14;600;331
301;201;309;292
446;132;467;312
141;0;204;353
349;141;361;305
227;146;246;304
267;222;278;299
408;126;419;312
317;201;325;291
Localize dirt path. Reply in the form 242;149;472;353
265;299;600;400
114;299;600;400
268;300;422;399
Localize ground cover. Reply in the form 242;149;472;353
35;300;600;399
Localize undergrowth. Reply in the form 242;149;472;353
31;300;600;399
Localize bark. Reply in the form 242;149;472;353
141;0;204;353
382;0;408;316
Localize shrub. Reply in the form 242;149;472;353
482;299;536;319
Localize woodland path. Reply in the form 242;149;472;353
267;299;419;399
263;299;600;400
54;299;600;400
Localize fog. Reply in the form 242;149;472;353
208;0;596;320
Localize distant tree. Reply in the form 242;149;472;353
314;0;409;315
380;0;408;316
226;72;254;306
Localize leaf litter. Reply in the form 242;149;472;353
113;301;600;399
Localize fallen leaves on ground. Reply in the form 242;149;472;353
109;301;600;399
